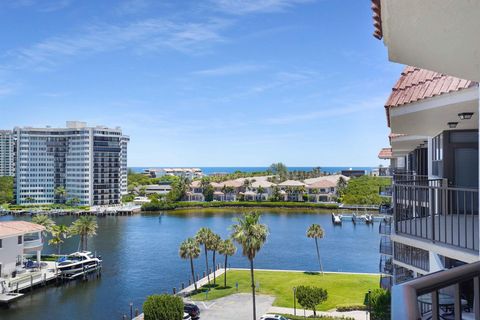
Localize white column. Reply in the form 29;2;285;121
36;250;41;264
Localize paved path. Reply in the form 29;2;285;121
191;293;275;320
179;268;226;296
268;306;370;320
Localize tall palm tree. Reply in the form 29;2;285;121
70;216;98;251
307;224;325;275
209;233;222;286
219;239;237;288
257;186;265;201
48;224;70;254
179;238;201;291
32;214;55;240
231;212;268;320
195;227;213;285
54;186;67;204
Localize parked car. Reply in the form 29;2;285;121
260;315;290;320
183;312;192;320
184;302;200;319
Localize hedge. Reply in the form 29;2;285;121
143;294;183;320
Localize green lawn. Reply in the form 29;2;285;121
190;270;378;311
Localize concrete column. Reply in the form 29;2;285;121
36;250;41;264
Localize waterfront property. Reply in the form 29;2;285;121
12;121;129;206
373;2;480;318
143;168;203;180
0;221;45;276
185;175;349;204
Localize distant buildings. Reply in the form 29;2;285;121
143;168;203;180
4;121;129;206
0;130;15;177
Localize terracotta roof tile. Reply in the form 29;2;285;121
378;148;393;159
384;67;477;126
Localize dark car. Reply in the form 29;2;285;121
184;302;200;319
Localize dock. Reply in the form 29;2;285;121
331;212;388;225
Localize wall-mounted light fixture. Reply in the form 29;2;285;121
448;122;458;128
458;112;474;120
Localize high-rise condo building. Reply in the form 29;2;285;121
0;130;15;177
14;121;129;206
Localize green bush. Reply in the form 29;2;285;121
340;176;391;205
281;315;354;320
369;289;391;320
336;305;367;312
0;176;14;204
143;294;183;320
142;201;177;211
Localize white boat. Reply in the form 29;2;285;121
331;213;342;225
57;251;102;279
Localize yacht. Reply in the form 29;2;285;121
57;251;102;279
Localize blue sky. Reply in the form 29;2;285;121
0;0;403;167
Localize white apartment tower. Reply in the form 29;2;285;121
15;121;129;206
0;130;15;177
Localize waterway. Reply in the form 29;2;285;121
0;208;380;320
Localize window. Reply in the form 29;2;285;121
432;133;443;176
18;236;22;244
0;239;2;248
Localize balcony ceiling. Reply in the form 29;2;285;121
380;0;480;82
390;135;428;156
389;87;478;136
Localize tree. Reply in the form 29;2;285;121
54;186;67;204
32;215;55;240
243;179;252;191
0;176;14;204
143;294;184;320
269;163;288;178
231;212;268;320
256;186;265;201
271;186;282;202
203;184;214;202
208;233;222;286
70;216;98;251
369;288;391;320
179;238;201;291
195;227;214;285
48;224;70;254
296;286;328;316
219;239;236;288
336;176;348;197
307;224;325;275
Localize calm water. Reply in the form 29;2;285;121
0;209;380;320
130;166;375;175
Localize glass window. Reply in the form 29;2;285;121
18;236;22;244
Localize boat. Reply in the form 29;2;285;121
331;213;342;225
57;251;102;279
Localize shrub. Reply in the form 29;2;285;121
336;305;367;312
296;285;328;316
143;294;183;320
142;201;177;211
369;288;391;320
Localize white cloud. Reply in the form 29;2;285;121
265;96;387;124
212;0;313;15
192;63;263;76
5;18;229;70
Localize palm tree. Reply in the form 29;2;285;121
179;238;201;291
257;186;265;201
219;239;237;288
54;186;67;204
307;224;325;275
32;215;55;240
195;227;213;285
209;233;222;286
243;179;252;191
48;224;70;254
231;212;268;320
70;216;98;251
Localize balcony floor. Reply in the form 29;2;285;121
396;214;479;252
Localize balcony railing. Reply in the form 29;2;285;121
380;236;393;255
380;185;393;197
394;242;430;272
394;181;479;252
379;218;392;235
392;261;480;320
379;255;393;275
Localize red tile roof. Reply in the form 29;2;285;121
372;0;382;40
378;148;393;159
385;66;476;126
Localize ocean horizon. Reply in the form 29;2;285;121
130;166;375;175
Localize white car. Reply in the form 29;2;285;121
183;312;192;320
260;315;290;320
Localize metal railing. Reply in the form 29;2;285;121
380;236;393;255
379;255;393;275
380;185;393;197
392;261;480;320
394;242;430;272
379;218;392;235
394;181;479;252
